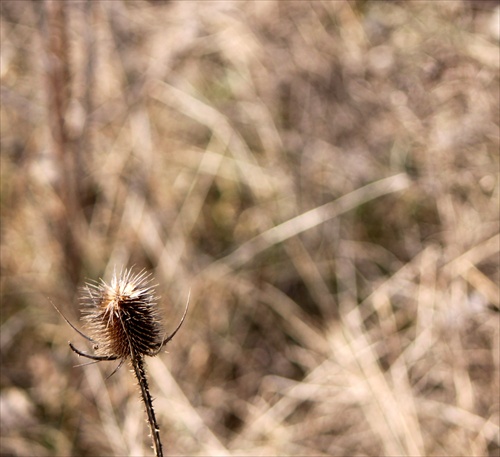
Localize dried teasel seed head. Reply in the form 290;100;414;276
80;268;165;359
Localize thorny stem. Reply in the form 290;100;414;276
131;351;163;457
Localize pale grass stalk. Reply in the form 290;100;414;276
148;356;230;456
212;173;411;270
83;364;129;456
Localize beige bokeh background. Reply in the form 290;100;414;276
1;1;499;456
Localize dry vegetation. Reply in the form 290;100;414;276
1;1;499;456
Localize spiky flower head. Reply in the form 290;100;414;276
80;268;165;359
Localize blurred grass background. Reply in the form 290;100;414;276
1;1;499;456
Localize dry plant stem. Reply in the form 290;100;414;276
38;0;85;284
131;352;163;457
213;173;411;271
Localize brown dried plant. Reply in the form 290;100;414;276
55;268;188;457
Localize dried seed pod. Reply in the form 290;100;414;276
54;267;189;457
80;268;165;359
